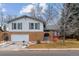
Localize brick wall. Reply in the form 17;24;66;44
0;32;44;41
29;32;44;41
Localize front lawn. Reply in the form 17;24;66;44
29;40;79;48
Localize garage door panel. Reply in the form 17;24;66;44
11;34;29;42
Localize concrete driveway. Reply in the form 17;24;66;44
0;41;27;49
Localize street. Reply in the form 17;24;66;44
0;50;79;56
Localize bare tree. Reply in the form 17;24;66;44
0;8;4;27
59;3;79;41
27;3;63;28
44;4;63;25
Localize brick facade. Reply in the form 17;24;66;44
0;32;44;42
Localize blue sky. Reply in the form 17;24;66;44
1;3;29;15
1;3;63;15
1;3;48;15
0;3;63;25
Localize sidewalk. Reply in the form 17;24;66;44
1;48;79;51
21;48;79;51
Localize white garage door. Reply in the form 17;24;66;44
11;34;29;42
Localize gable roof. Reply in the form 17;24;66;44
7;15;46;24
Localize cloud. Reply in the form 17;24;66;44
20;3;47;15
20;4;34;14
0;4;6;12
2;8;6;12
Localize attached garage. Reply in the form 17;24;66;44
11;34;29;43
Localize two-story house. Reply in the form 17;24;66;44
6;15;46;43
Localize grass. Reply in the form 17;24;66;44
29;40;79;48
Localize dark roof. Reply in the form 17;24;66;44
45;25;59;31
7;15;46;24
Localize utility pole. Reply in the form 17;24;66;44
62;19;66;44
31;4;36;18
62;4;67;44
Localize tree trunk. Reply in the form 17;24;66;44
77;36;79;41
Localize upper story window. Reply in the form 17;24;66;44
18;23;22;29
29;23;40;30
12;23;16;30
35;23;40;29
29;23;34;29
12;23;22;30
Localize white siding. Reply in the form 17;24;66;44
7;18;44;32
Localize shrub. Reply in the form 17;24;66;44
36;40;41;44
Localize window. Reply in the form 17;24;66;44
18;23;22;29
35;23;40;29
12;23;16;30
12;23;22;30
29;23;40;30
29;23;34;29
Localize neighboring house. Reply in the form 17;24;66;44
44;25;60;41
5;15;46;43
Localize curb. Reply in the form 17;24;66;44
0;48;79;51
20;48;79;51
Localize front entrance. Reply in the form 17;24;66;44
2;33;10;41
44;33;49;41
